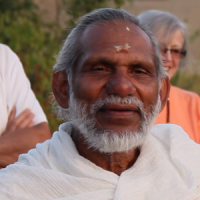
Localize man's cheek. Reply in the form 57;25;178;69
73;83;98;101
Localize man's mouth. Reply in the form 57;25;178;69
99;104;140;117
94;103;142;130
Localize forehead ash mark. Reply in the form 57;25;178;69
115;43;131;52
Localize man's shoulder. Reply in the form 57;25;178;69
150;123;199;147
151;123;189;138
150;124;200;172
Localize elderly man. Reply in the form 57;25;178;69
0;8;200;200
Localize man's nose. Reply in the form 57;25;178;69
106;71;136;98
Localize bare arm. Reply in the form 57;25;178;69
0;108;51;168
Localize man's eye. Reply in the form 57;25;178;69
93;65;106;71
95;67;105;71
134;69;146;74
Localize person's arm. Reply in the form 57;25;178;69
0;122;50;168
0;44;51;168
0;107;51;168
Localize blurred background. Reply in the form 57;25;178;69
1;0;199;132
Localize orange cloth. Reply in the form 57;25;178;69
155;85;200;143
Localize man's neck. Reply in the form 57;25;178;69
71;131;140;176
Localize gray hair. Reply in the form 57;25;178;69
53;8;167;120
53;8;166;80
138;9;188;68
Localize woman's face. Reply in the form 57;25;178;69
160;30;184;80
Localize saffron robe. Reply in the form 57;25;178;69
155;85;200;143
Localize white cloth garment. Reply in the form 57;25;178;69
0;123;200;200
0;43;47;135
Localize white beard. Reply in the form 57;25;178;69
66;93;161;153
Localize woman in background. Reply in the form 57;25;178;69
138;10;200;143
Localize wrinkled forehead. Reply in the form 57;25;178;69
79;20;153;53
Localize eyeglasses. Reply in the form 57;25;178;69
160;47;187;58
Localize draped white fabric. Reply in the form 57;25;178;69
0;123;200;200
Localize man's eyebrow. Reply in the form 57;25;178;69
81;56;154;68
130;60;154;67
81;57;117;67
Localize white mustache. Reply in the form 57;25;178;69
91;95;146;117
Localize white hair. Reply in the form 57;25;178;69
65;92;161;153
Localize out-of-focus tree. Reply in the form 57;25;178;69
0;0;36;12
0;0;64;131
171;71;200;95
0;0;134;132
62;0;133;27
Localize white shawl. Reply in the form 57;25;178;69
0;123;200;200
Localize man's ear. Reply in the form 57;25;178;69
159;77;170;112
52;71;69;108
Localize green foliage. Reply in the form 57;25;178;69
189;29;200;43
0;0;132;132
0;0;36;13
63;0;134;27
0;1;64;132
184;18;200;43
171;70;200;95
